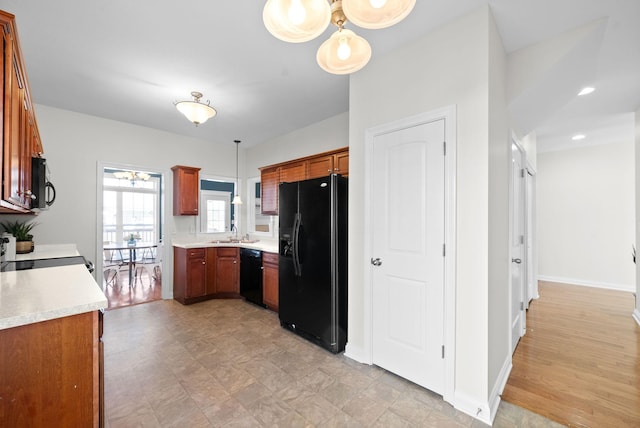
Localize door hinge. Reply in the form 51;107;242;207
520;235;524;245
443;141;446;156
520;302;524;311
442;243;446;257
521;168;525;178
442;345;445;359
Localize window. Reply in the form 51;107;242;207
200;191;230;233
103;169;161;243
199;178;236;234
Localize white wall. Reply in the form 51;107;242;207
538;141;635;291
635;107;640;324
348;6;508;423
17;104;241;297
245;112;348;175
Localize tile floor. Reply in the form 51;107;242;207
103;299;563;427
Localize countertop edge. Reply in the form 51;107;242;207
172;241;278;253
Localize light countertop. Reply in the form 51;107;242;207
15;243;80;261
172;239;278;254
0;264;107;331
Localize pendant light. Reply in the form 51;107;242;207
232;140;243;205
175;91;217;126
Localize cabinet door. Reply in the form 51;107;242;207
186;253;207;298
262;252;279;311
260;166;279;215
3;35;27;208
280;162;306;183
334;151;349;176
172;166;200;216
307;155;333;179
215;247;239;294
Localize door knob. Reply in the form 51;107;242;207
511;258;522;264
371;258;382;266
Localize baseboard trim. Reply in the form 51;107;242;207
537;275;634;292
633;308;640;327
488;355;512;423
453;391;492;425
344;343;370;364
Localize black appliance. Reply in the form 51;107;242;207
1;255;93;272
278;174;348;353
31;157;56;209
240;248;265;307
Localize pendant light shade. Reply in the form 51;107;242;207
263;0;331;43
316;28;371;75
175;91;217;126
232;140;243;205
341;0;416;29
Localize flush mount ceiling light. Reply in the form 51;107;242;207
572;134;586;141
263;0;415;74
175;91;217;126
232;140;243;205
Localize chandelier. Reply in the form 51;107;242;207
113;171;151;185
175;91;217;126
232;140;243;205
263;0;415;74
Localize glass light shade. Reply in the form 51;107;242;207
232;195;243;205
175;100;216;125
316;28;371;75
342;0;415;29
263;0;331;43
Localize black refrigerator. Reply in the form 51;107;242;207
279;174;348;353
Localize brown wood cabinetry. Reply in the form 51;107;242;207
173;247;207;304
260;166;279;215
171;165;200;216
0;311;101;426
215;247;240;296
262;251;279;311
307;151;349;179
174;246;240;304
259;147;348;215
0;11;43;212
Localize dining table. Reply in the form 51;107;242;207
103;241;158;285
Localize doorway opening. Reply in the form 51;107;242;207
98;165;164;309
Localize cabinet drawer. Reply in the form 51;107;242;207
262;252;278;265
217;247;238;257
187;248;205;258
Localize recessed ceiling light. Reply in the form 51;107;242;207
572;134;586;141
578;87;595;96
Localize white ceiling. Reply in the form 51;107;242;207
1;0;638;152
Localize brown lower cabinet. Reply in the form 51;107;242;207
0;311;101;427
174;246;239;304
262;251;279;311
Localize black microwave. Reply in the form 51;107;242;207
31;157;56;209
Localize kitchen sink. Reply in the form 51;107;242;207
211;239;260;244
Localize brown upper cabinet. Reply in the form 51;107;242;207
259;147;348;215
0;10;43;213
171;165;200;216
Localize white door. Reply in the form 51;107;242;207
510;143;526;353
371;119;445;394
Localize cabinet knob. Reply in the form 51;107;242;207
233;260;237;264
334;167;339;171
202;261;205;264
327;169;332;172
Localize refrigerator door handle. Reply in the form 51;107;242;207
292;213;302;276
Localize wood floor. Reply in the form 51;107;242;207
502;281;640;427
102;265;162;309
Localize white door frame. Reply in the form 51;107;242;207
363;105;456;404
509;136;527;351
525;160;538;304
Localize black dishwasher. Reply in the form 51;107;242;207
240;248;265;308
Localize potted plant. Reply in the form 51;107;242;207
1;220;38;253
